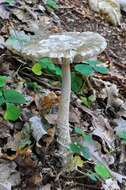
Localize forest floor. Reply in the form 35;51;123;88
0;0;126;190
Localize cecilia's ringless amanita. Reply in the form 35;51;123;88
6;32;107;162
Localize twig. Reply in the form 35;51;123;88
19;70;60;91
108;49;126;69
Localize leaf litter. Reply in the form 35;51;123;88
0;0;126;190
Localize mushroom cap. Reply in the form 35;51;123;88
8;32;107;63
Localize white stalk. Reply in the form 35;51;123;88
57;58;71;160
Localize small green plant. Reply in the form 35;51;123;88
0;76;25;121
75;59;109;76
71;59;109;106
72;59;109;94
69;127;111;181
117;131;126;142
80;94;96;107
69;127;93;160
32;57;61;76
46;0;59;10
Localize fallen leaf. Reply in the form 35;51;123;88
92;115;115;150
0;161;21;189
43;126;55;148
29;116;47;144
39;92;59;114
73;155;84;168
0;4;10;19
44;113;57;125
31;173;43;186
42;183;51;190
102;178;120;190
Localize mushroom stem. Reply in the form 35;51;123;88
57;58;71;160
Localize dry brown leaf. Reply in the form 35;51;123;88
44;113;57;125
69;106;81;124
37;92;59;114
43;127;56;148
31;173;43;186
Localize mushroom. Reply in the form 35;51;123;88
6;32;107;162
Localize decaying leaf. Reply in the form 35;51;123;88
99;82;125;116
36;92;59;115
92;115;115;150
0;4;10;19
29;116;47;145
0;161;21;190
69;106;81;124
114;118;126;140
102;178;120;190
31;173;43;186
43;126;55;148
44;113;57;125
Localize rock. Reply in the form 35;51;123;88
88;0;121;25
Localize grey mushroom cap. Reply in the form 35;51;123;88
7;32;107;63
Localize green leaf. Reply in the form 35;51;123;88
46;0;59;9
94;66;109;74
71;72;83;93
75;64;94;76
74;127;85;136
6;30;30;51
118;131;126;141
84;134;93;142
74;127;94;143
38;58;54;67
95;164;111;179
0;90;5;106
80;94;96;107
38;58;61;76
4;103;21;121
85;60;103;66
81;146;90;160
5;0;16;5
0;96;5;106
80;96;90;107
4;89;26;104
73;155;84;167
88;94;96;103
69;142;81;154
0;76;8;87
32;63;42;76
54;67;62;76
